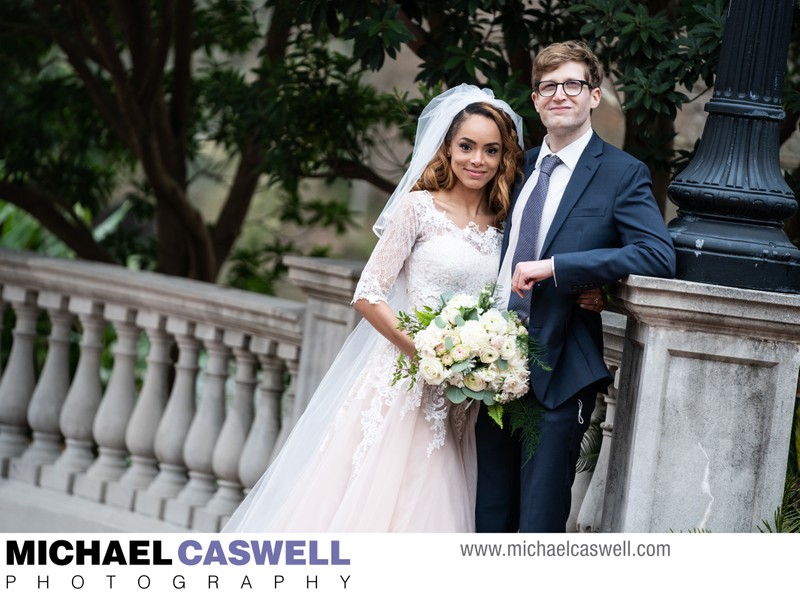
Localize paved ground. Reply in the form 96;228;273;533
0;479;190;533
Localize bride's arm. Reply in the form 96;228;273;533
352;194;419;358
353;300;415;357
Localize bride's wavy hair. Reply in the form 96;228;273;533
412;102;523;227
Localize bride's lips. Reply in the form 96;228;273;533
465;169;486;178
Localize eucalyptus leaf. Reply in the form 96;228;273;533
449;360;472;373
446;386;467;404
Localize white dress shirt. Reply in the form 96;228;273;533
497;127;594;308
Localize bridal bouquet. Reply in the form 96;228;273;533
393;284;549;442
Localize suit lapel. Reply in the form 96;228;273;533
539;133;603;258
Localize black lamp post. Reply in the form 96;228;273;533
667;0;800;294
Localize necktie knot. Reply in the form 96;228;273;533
539;154;561;177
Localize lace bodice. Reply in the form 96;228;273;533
353;191;502;309
332;191;504;468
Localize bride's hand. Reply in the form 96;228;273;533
577;288;605;312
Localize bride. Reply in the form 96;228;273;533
223;84;600;532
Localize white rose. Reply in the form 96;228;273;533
419;357;446;385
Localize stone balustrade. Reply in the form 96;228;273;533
8;249;783;533
0;248;310;531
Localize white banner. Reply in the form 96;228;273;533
2;532;797;593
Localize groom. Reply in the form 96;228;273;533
475;40;676;532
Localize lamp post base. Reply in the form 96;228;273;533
669;215;800;294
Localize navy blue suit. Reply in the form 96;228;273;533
475;132;676;532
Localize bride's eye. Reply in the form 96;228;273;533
459;143;473;151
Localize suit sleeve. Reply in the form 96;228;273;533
552;159;676;294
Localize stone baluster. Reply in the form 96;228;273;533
576;368;619;532
164;324;229;528
576;311;627;532
567;392;607;532
0;287;39;476
237;338;285;492
135;319;198;519
105;313;172;510
74;306;140;502
10;292;74;484
40;298;105;493
194;331;257;531
270;345;300;461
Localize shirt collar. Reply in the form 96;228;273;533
536;127;594;171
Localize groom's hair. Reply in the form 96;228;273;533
531;40;604;90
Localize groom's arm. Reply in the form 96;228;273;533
550;159;675;294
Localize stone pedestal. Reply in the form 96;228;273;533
602;275;800;533
283;256;364;418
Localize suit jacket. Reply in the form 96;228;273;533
501;132;676;409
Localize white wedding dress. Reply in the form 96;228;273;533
223;190;501;532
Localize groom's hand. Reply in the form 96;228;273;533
511;259;553;297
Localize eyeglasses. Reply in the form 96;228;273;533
535;80;592;97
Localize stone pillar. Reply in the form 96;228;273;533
106;312;172;510
135;319;199;519
74;305;140;502
10;292;73;484
193;331;257;531
163;324;229;528
39;298;105;493
236;338;285;492
284;256;363;418
602;275;800;532
0;287;38;476
576;311;627;532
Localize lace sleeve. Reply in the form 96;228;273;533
353;193;419;304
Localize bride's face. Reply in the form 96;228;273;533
447;114;503;193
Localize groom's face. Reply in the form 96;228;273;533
532;60;601;144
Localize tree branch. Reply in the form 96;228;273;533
328;159;397;194
0;182;116;263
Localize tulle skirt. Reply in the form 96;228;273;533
223;336;477;533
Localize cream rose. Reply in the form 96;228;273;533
463;373;486;392
419;357;446;385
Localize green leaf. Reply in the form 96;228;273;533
447;386;467;404
487;403;504;428
445;336;454;350
434;316;445;328
450;360;472;373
